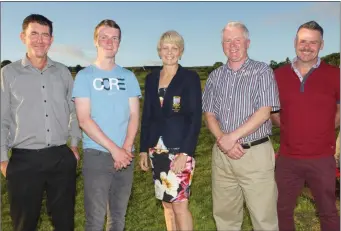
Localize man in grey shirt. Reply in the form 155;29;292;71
0;14;81;231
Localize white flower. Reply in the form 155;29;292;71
155;180;165;200
154;171;180;200
160;171;179;198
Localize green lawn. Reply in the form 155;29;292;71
1;72;339;230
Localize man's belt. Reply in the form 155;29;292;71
241;137;269;149
12;144;66;153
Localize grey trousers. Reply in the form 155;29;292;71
82;148;134;231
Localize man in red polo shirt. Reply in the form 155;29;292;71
271;21;340;231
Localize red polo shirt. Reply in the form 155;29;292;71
274;61;340;158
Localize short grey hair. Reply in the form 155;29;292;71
221;21;250;41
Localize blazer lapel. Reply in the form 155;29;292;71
162;66;183;114
153;71;163;113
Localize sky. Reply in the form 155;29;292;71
1;1;340;67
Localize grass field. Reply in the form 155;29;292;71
1;71;339;230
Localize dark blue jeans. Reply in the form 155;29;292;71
82;148;134;231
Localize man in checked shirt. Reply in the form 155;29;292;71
1;14;81;231
202;21;280;231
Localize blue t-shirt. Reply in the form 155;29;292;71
72;64;141;152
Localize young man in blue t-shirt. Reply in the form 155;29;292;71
72;19;141;231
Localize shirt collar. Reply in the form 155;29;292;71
21;54;55;68
226;57;250;71
291;56;321;70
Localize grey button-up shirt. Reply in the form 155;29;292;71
1;56;81;161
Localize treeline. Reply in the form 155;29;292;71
1;53;340;75
269;53;340;70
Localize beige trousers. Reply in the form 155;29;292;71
212;140;278;231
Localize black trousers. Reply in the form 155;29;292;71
6;145;77;231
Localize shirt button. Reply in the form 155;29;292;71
41;73;43;75
44;100;47;103
48;144;50;146
47;129;50;132
46;115;48;117
42;86;45;88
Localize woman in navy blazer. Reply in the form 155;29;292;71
139;31;202;231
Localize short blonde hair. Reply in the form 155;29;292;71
221;21;249;40
94;19;121;41
157;30;184;56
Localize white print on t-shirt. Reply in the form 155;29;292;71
93;78;126;91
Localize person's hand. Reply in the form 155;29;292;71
225;143;246;160
139;152;149;171
122;143;133;153
171;153;188;174
1;161;9;177
70;146;80;163
217;133;239;153
110;147;134;171
117;143;134;170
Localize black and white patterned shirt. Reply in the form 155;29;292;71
202;58;280;143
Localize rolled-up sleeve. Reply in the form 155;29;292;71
1;67;11;161
256;67;280;112
202;73;215;113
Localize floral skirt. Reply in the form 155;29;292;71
148;147;195;202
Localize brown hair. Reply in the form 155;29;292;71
94;19;121;41
297;21;324;38
22;14;53;35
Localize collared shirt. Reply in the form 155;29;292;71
291;56;321;82
202;58;280;143
1;55;81;161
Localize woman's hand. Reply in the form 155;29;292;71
139;152;149;171
171;153;188;174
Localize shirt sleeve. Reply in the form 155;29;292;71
202;72;216;113
334;68;340;104
64;67;82;147
72;70;91;99
139;74;151;153
179;72;202;157
127;72;141;98
255;67;280;112
1;66;11;162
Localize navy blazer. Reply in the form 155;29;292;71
139;65;202;157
